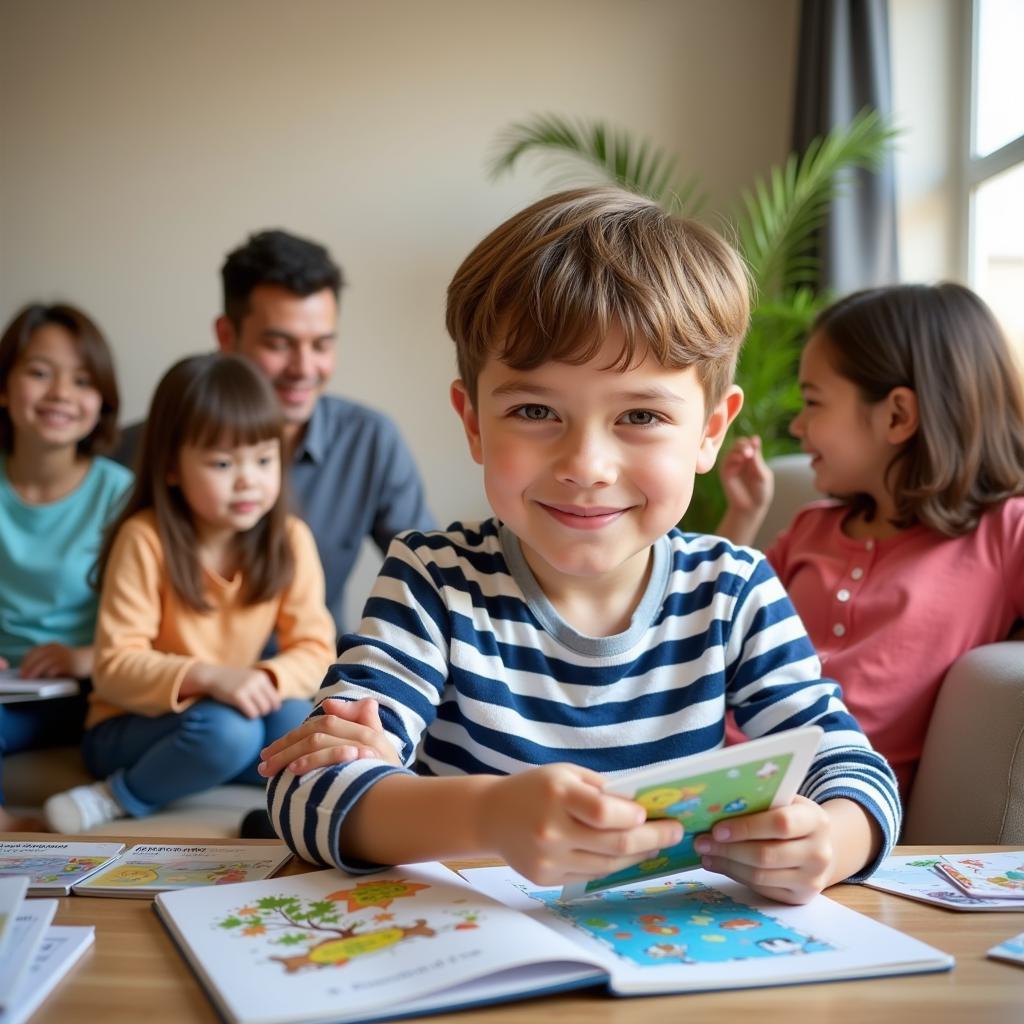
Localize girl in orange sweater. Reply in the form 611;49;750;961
45;354;335;831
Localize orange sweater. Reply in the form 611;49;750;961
88;510;335;729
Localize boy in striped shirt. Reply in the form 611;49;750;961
260;187;899;902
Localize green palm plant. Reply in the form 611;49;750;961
488;108;897;530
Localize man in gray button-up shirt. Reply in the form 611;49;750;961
114;230;434;635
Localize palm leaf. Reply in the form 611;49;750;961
737;108;899;299
489;113;703;213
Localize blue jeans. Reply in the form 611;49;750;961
0;691;88;806
83;698;311;818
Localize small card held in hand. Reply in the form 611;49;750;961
561;725;823;901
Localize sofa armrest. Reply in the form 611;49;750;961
903;642;1024;844
752;453;820;551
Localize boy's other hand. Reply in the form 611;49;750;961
478;764;684;887
18;643;94;680
257;697;400;777
691;794;836;904
719;435;774;516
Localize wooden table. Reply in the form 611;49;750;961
15;837;1024;1024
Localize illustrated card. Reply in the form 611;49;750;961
862;855;1024;911
988;931;1024;967
937;852;1024;899
561;726;822;900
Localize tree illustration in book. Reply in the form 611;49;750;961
215;879;481;973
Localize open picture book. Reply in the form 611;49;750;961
0;841;126;896
154;859;953;1024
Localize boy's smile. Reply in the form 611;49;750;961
452;325;741;623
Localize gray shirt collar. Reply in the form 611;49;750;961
499;523;672;657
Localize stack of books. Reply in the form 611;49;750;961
0;840;292;897
0;875;94;1024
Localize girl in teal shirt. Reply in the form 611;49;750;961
0;303;131;830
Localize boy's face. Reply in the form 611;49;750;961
452;324;742;594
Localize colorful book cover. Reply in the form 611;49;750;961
468;864;954;996
988;931;1024;967
862;854;1024;912
1;925;95;1024
562;725;822;899
73;843;293;897
0;841;125;896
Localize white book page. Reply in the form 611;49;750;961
0;876;28;958
155;863;602;1024
465;865;953;995
0;899;57;1010
1;926;95;1024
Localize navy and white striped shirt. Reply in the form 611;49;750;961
269;520;900;874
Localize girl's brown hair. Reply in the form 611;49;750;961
446;187;750;414
97;353;294;609
815;283;1024;536
0;303;120;454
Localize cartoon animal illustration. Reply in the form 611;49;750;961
755;760;780;779
637;784;706;816
270;920;436;973
637;914;680;936
722;798;748;814
719;918;762;931
756;937;805;955
645;942;693;963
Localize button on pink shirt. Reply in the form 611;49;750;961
764;497;1024;797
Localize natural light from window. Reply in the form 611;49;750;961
974;0;1024;157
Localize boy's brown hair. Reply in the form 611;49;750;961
446;187;750;413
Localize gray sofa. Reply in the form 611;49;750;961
758;455;1024;844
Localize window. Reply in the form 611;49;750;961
966;0;1024;357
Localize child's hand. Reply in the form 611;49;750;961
478;764;684;887
18;643;94;680
719;436;774;516
193;665;283;719
692;795;835;904
257;697;400;777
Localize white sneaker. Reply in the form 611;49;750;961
44;782;126;834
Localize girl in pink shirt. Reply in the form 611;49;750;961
718;283;1024;799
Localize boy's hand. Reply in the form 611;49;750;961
188;664;282;719
692;794;835;904
478;764;684;887
18;643;94;680
257;697;400;777
719;435;774;517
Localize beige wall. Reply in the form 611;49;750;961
0;0;798;620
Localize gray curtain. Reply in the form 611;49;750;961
792;0;899;292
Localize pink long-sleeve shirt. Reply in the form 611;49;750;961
761;497;1024;797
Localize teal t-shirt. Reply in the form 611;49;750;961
0;455;133;667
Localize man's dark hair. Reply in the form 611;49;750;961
221;229;344;326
